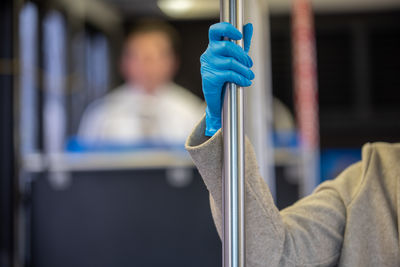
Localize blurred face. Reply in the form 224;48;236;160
121;31;177;93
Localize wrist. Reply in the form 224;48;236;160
205;110;221;137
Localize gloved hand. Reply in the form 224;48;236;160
200;22;254;137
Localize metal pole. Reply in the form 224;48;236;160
220;0;245;266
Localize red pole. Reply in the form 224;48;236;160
292;0;320;195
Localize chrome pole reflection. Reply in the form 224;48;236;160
220;0;245;266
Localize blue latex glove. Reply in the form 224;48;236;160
200;22;254;136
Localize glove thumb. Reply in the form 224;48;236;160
243;23;253;53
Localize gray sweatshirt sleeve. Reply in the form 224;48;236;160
185;116;363;267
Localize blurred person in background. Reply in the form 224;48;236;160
78;19;204;146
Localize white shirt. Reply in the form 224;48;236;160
78;83;205;145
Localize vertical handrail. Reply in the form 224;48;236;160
220;0;245;266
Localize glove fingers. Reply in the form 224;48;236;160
213;56;254;80
243;23;253;53
213;41;253;67
222;70;252;87
209;22;242;41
